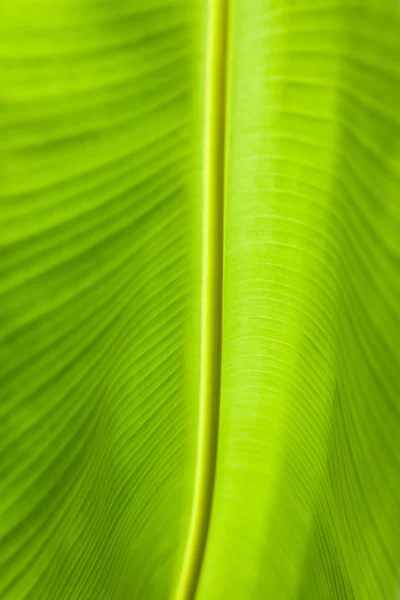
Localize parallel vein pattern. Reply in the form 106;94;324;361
197;2;400;599
0;2;206;598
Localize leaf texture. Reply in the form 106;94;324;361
2;0;400;599
197;1;400;599
0;1;209;598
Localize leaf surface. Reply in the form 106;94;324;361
198;1;400;599
2;1;400;599
0;1;209;598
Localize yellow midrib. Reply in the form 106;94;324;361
174;1;230;599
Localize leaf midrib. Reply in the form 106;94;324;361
174;2;230;599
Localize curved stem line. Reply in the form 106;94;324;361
174;1;230;599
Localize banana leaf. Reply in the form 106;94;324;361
1;1;400;599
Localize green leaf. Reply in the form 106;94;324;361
0;1;208;597
1;1;400;599
198;2;400;599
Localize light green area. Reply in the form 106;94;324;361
198;1;400;599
